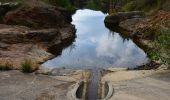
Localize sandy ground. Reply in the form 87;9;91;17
102;68;170;100
0;69;90;100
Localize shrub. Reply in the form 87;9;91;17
155;29;170;65
121;0;166;12
86;0;102;10
21;59;33;73
122;1;136;11
48;0;75;10
146;28;170;66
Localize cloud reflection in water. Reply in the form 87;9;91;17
43;9;149;69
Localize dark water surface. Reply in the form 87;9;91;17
43;9;149;69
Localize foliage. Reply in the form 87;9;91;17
147;28;170;66
47;0;75;10
86;0;102;10
21;59;33;73
155;29;170;64
121;0;166;12
122;1;136;11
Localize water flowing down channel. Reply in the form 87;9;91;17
43;9;149;99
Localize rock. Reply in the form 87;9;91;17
101;70;170;100
0;70;88;100
119;18;143;32
37;66;54;75
0;2;19;16
0;24;75;45
0;24;76;69
104;11;145;26
4;6;66;28
108;68;128;72
117;11;145;19
26;29;60;42
0;42;10;50
27;45;53;63
0;1;76;70
104;14;120;25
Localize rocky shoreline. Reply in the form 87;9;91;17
0;1;76;70
0;1;170;100
105;10;170;70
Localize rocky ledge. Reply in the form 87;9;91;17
104;11;144;26
0;1;76;70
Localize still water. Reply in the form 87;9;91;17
43;9;149;69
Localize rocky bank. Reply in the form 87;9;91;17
0;1;76;70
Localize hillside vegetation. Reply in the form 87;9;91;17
120;0;170;67
121;0;170;12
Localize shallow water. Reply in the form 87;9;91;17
43;9;149;69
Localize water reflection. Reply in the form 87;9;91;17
43;9;149;69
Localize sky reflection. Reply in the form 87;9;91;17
43;9;149;69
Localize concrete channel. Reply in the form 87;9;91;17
67;70;114;100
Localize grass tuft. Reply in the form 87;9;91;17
21;59;33;73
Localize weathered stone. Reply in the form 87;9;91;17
104;11;145;26
0;24;75;69
4;6;66;28
0;2;19;16
101;69;170;100
0;70;89;100
104;14;120;25
120;18;143;32
117;11;145;20
0;42;9;50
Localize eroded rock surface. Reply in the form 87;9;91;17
0;1;76;70
104;11;144;26
101;69;170;100
0;24;75;69
0;69;90;100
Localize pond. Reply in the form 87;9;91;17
43;9;149;69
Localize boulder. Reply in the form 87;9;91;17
119;18;144;32
104;11;145;26
0;24;76;69
4;6;66;28
0;2;19;16
117;11;145;20
104;14;120;25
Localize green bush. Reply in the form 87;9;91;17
121;0;166;12
48;0;75;10
122;1;136;11
86;0;102;10
21;59;33;73
146;28;170;66
155;29;170;64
